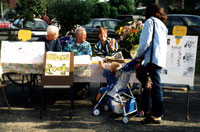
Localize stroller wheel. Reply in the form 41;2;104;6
93;108;100;116
122;116;129;124
104;105;109;111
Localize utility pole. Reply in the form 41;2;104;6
155;0;159;4
182;0;184;9
0;0;3;18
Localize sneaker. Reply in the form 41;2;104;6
136;110;145;117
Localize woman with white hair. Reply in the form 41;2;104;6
63;27;92;56
38;25;62;51
63;27;92;98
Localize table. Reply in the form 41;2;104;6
1;62;137;83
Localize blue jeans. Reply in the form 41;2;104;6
140;63;163;117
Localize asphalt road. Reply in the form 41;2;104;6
0;76;200;132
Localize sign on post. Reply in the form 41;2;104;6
161;35;198;87
42;52;74;86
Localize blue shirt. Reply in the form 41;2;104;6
103;69;117;85
136;17;168;68
63;39;92;56
94;38;119;56
37;36;62;52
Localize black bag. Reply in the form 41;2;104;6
135;18;155;88
136;64;148;85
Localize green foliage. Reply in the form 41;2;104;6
93;2;110;18
47;0;94;35
3;9;16;20
109;0;136;18
15;0;46;21
110;6;119;18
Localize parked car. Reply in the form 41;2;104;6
166;14;200;36
83;18;120;43
0;18;12;28
117;15;144;21
10;18;49;37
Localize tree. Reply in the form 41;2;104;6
109;0;136;17
15;0;46;21
92;2;110;18
47;0;94;35
110;6;119;18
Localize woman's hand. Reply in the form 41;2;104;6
98;61;105;70
108;40;114;52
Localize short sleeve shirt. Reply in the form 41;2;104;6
103;69;117;85
37;36;62;52
63;39;92;56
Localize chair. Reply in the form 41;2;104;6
0;79;13;114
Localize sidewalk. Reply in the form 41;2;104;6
0;76;199;132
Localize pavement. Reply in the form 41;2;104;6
0;75;200;132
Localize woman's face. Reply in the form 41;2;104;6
99;31;107;42
47;32;58;40
76;30;87;43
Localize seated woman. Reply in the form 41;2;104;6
63;27;92;56
37;25;62;52
63;27;92;98
94;27;119;57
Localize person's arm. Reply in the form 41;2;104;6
98;61;105;70
63;40;71;52
136;19;154;58
108;38;119;55
55;38;62;51
94;41;104;56
88;43;93;56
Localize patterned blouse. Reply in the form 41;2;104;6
94;38;119;56
63;39;92;56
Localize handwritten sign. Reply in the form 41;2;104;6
172;26;187;45
45;52;70;76
18;30;32;41
42;52;74;86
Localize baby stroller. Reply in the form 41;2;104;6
93;59;139;123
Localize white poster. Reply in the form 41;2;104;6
161;35;198;87
1;41;45;64
45;52;70;76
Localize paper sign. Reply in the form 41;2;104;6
45;52;70;76
74;55;91;65
42;52;74;86
173;26;187;36
161;35;198;87
1;41;45;64
18;30;32;41
172;26;187;45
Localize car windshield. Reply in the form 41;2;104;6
85;21;93;28
183;16;200;26
25;21;47;29
102;20;118;29
0;19;10;23
13;19;47;29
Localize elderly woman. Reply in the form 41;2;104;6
37;25;62;52
63;27;92;98
94;27;119;56
63;27;92;56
